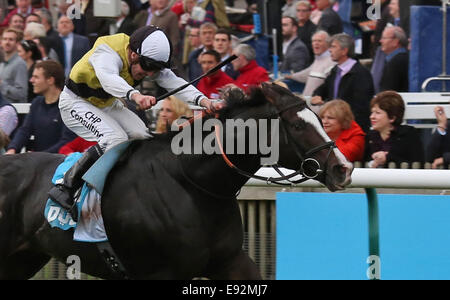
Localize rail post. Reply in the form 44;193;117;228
365;187;380;280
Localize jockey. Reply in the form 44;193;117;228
48;25;219;221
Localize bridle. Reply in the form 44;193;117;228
175;100;336;192
214;101;337;186
175;100;337;200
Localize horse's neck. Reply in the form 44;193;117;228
178;120;264;197
180;152;261;198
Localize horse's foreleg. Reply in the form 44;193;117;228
208;250;262;280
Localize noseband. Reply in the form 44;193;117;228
215;101;336;186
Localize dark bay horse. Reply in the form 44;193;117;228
0;83;352;279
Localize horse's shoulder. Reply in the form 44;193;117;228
0;152;64;183
0;152;64;218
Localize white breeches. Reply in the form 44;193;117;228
59;87;151;152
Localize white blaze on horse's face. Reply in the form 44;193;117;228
296;109;352;170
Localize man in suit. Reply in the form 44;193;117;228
57;15;91;78
111;1;137;36
379;26;409;92
312;33;374;132
36;8;65;69
133;0;156;28
316;0;343;36
281;16;310;73
187;22;217;84
213;29;239;79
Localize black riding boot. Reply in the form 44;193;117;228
48;144;103;222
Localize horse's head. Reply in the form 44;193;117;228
255;82;353;191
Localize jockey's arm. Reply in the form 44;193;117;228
89;45;220;110
88;44;139;100
155;69;222;110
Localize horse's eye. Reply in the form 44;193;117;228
292;120;306;130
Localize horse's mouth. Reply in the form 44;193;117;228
325;180;351;192
324;165;353;191
330;181;350;191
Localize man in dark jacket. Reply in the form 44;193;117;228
316;0;343;36
57;15;91;78
379;26;409;92
281;16;310;73
5;60;76;154
36;8;66;69
187;22;217;84
296;0;317;63
312;33;374;132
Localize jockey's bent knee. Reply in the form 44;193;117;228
101;135;129;152
127;129;151;140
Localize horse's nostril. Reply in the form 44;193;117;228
332;164;348;179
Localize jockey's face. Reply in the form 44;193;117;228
129;51;158;80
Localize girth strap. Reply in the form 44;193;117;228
96;241;130;279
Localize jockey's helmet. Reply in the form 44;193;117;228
129;25;172;72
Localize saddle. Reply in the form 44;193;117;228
45;141;132;236
45;152;106;241
45;141;133;278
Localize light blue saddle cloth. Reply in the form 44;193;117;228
44;141;132;240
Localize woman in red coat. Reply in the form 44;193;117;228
319;99;366;162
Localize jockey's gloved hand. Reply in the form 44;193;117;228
131;92;156;110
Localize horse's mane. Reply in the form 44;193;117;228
216;87;269;120
117;85;307;163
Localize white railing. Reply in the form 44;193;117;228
247;167;450;189
12;103;31;114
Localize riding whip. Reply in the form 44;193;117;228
138;55;237;112
155;55;238;102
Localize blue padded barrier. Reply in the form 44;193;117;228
276;192;450;280
410;6;450;92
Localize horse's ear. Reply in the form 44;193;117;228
260;82;278;104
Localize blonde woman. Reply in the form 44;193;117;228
319;99;365;162
156;96;193;133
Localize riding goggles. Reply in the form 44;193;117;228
138;55;169;72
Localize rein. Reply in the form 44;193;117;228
214;102;336;186
175;101;336;194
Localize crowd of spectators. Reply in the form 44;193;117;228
0;0;447;169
